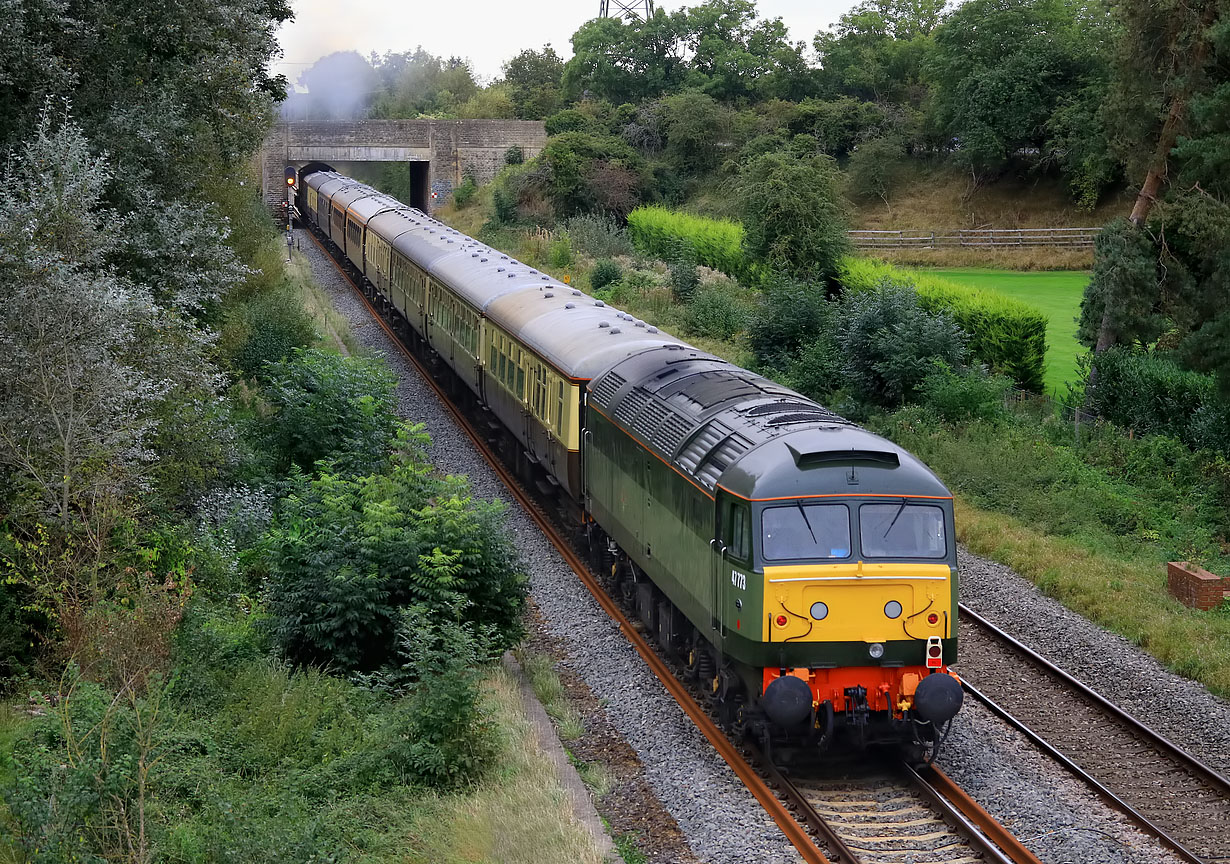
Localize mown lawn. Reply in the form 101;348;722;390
925;268;1090;395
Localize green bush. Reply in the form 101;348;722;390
544;108;592;135
348;609;497;791
840;258;1048;392
734;151;849;285
667;246;700;302
452;175;478;208
747;278;836;370
626;205;746;279
548;233;573;268
590;259;622;291
919;363;1013;422
839;285;969;406
780;336;844;403
563;214;633;258
686;281;755;342
504;145;524;165
218;282;318;379
261;348;399;475
264;433;527;672
1087;348;1230;454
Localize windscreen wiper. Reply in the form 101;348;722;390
797;502;818;545
884;497;908;538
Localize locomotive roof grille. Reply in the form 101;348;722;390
766;412;844;427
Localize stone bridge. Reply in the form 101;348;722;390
260;119;547;214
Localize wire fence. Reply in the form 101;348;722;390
849;227;1102;249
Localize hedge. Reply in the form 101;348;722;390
627;206;747;279
839;258;1049;392
1086;348;1230;454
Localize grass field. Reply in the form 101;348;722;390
925;268;1090;394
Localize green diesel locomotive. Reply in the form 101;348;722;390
301;169;963;756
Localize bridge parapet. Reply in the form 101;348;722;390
260;119;547;214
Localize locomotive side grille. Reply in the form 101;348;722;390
697;434;752;488
676;421;728;473
614;388;652;426
631;398;670;440
590;372;625;407
651;411;694;457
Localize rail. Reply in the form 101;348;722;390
959;603;1230;864
848;227;1102;249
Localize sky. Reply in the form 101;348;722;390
274;0;861;87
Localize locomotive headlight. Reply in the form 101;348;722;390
809;601;828;621
884;600;902;619
868;642;885;659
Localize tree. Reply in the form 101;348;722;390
564;12;690;104
659;90;729;173
734;151;850;284
815;0;945;103
926;0;1106;184
1086;0;1228;372
0;109;156;530
368;49;480;118
504;46;565;119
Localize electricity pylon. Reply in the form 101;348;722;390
600;0;653;21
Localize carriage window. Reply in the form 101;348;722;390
859;503;946;559
762;504;851;561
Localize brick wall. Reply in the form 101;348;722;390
259;119;546;213
1167;561;1228;611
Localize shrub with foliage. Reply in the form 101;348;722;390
846;135;910;204
919;363;1013;422
452;174;479;208
504;145;524;165
747;278;836;370
1085;348;1230;455
264;430;527;672
563;213;633;257
261;348;399;475
349;608;497;790
840;258;1048;392
590;259;623;291
218;282;318;378
686;280;755;342
667;246;700;302
734;151;849;285
839;285;969;406
626;205;746;278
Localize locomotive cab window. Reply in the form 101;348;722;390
762;504;851;561
859;502;946;559
726;503;751;561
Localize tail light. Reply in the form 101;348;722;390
926;636;943;669
775;614;788;627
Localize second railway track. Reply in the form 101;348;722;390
306;226;1047;864
958;604;1230;864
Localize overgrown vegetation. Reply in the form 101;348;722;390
0;6;618;861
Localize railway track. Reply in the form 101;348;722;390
958;604;1230;864
305;227;1047;864
756;750;1041;864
